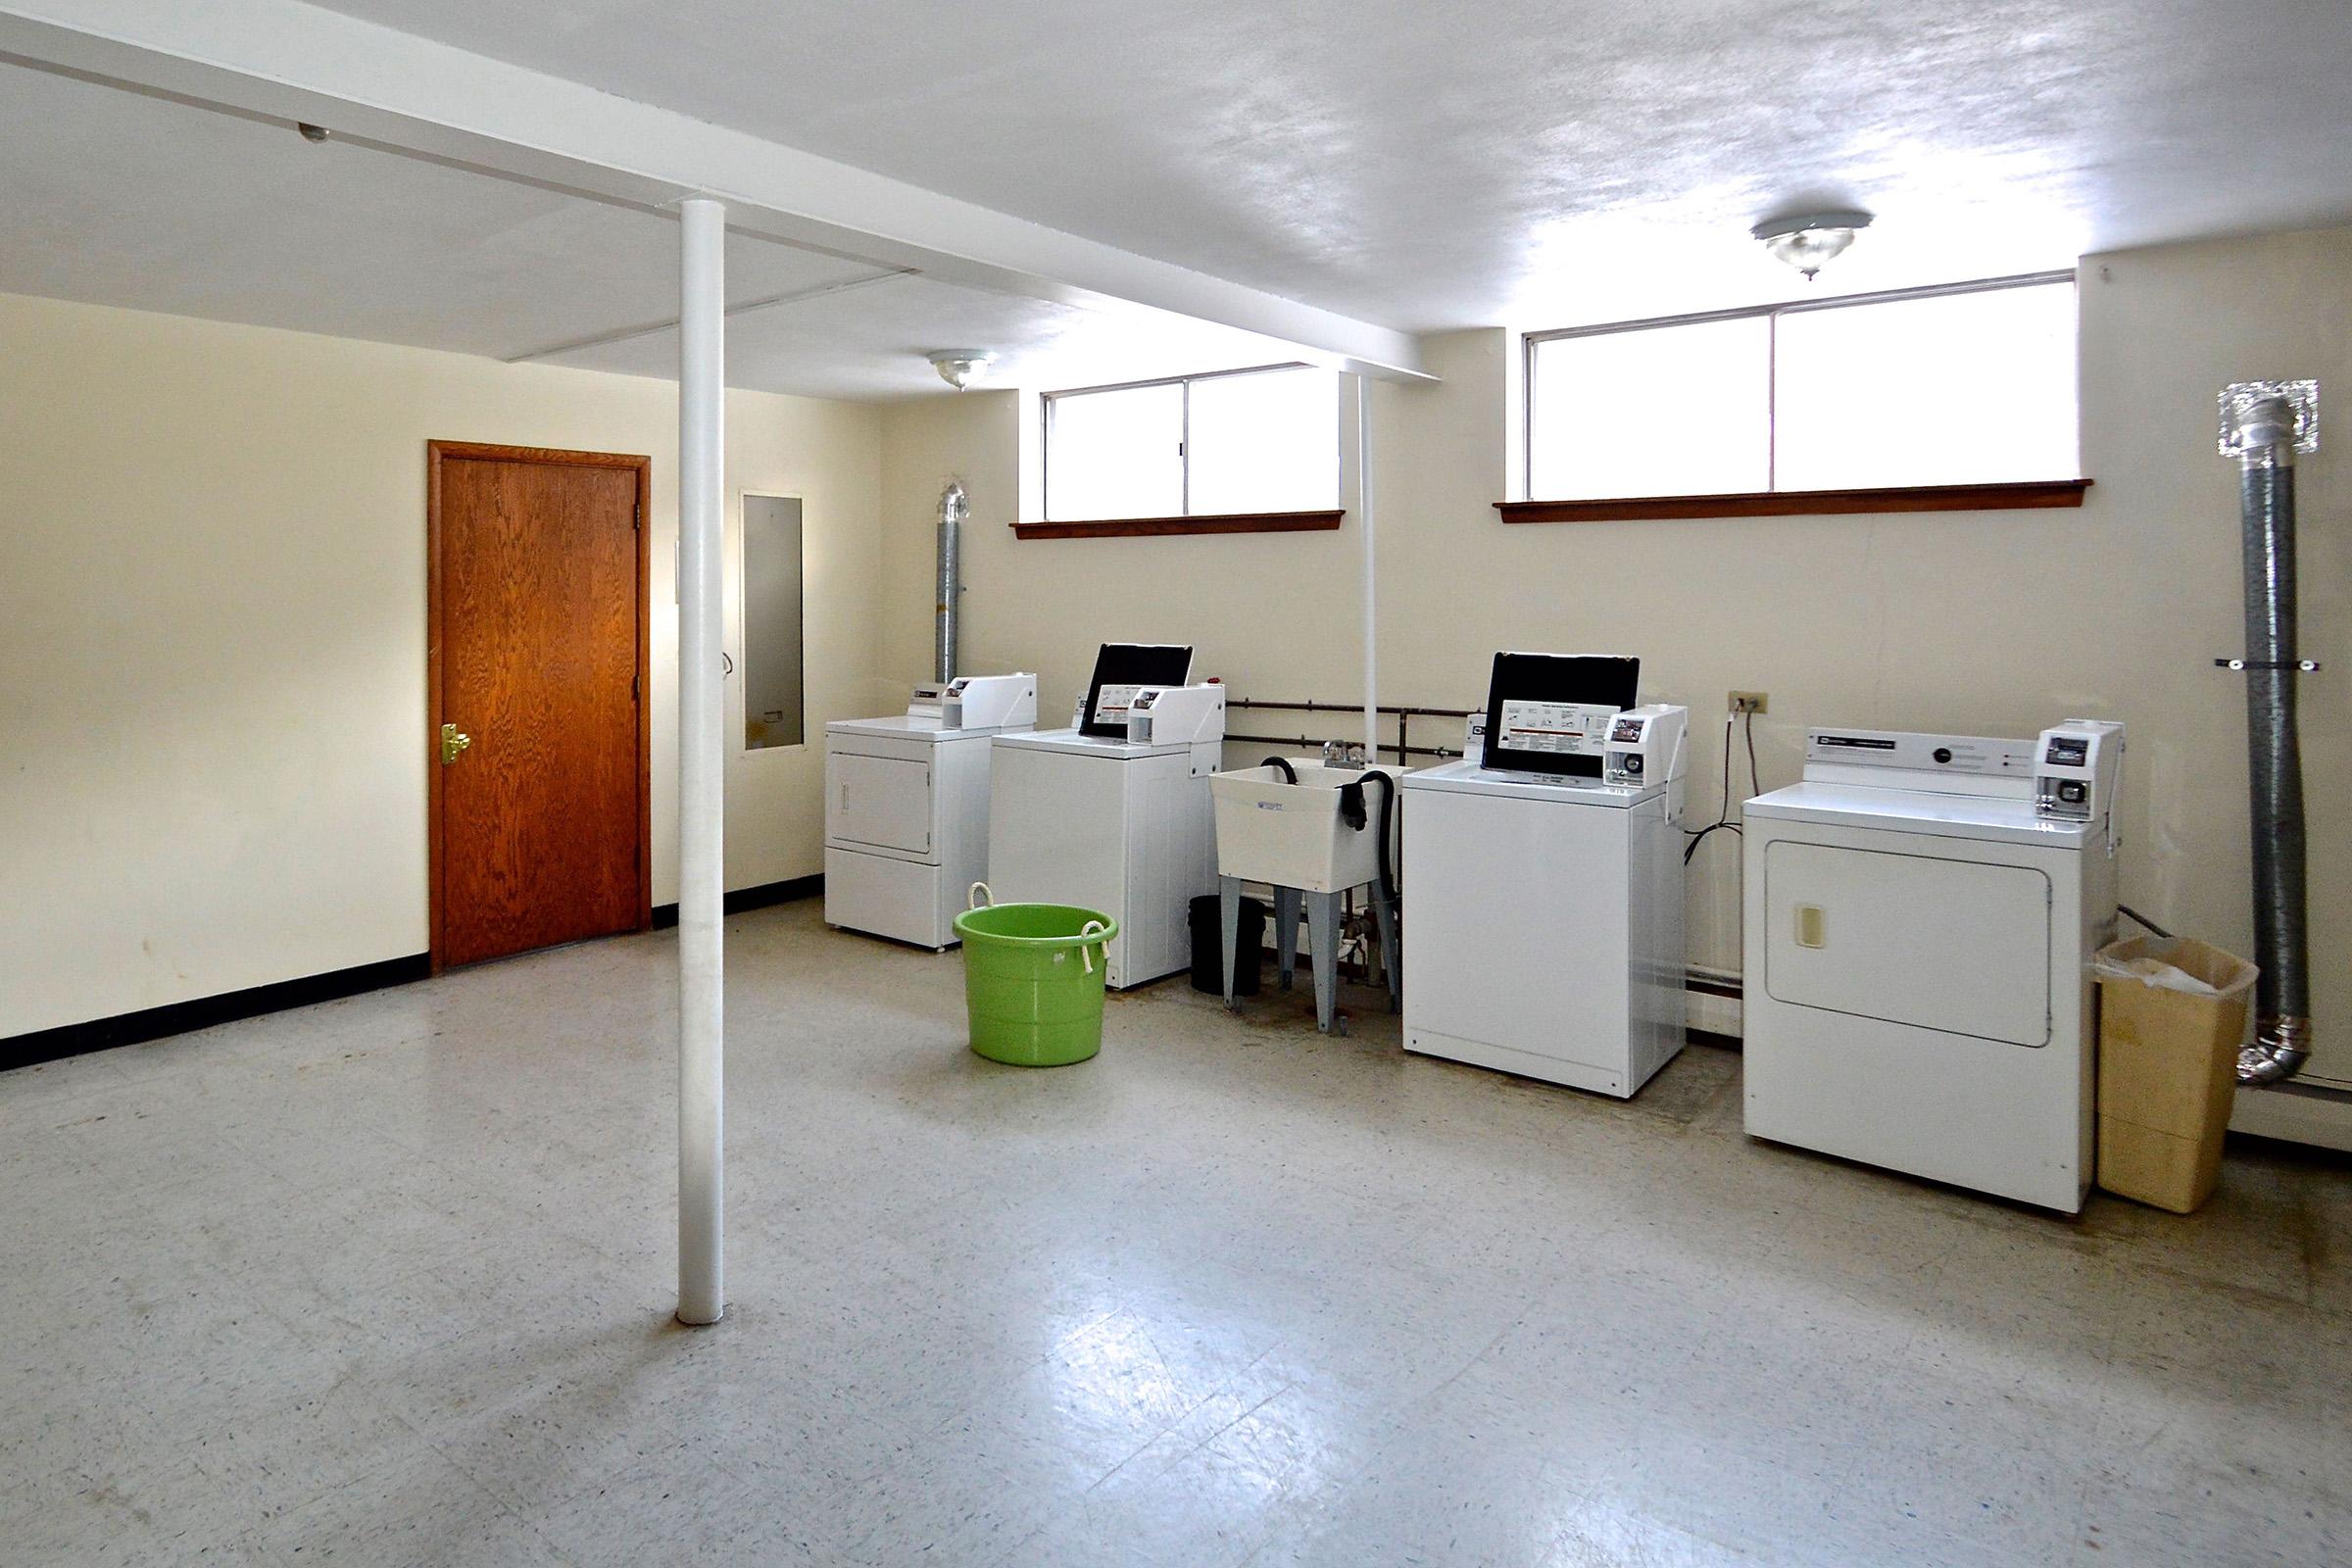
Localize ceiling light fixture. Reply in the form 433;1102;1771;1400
1752;210;1873;280
926;349;996;391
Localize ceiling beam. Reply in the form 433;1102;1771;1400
503;269;915;367
0;0;1433;382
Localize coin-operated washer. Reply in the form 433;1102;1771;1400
1741;721;2124;1212
985;644;1225;990
824;672;1038;949
1400;653;1690;1098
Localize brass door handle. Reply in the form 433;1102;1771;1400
440;722;473;765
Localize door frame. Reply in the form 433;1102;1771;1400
426;440;654;973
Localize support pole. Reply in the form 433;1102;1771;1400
676;195;726;1326
1356;374;1378;756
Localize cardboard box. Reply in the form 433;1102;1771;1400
2093;936;2256;1214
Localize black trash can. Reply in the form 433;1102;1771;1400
1190;893;1265;996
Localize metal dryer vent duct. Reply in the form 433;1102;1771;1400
935;480;967;683
2217;380;2320;1085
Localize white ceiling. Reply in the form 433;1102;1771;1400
0;67;862;357
0;61;1303;400
5;2;2350;396
550;274;1304;399
303;0;2352;325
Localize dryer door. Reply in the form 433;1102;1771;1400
829;753;933;855
1763;839;2051;1047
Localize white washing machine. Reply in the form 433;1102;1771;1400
1401;652;1690;1098
823;673;1036;949
985;645;1223;990
1741;722;2125;1212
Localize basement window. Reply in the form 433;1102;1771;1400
1026;364;1343;538
1511;272;2087;521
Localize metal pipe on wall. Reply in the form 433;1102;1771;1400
1356;374;1378;754
1225;730;1459;763
1227;699;1473;719
935;480;967;683
1227;698;1476;769
676;196;727;1324
2219;381;2319;1087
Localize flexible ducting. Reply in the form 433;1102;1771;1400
2222;385;2317;1085
934;480;966;683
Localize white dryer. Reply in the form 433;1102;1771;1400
823;673;1036;949
1741;723;2124;1212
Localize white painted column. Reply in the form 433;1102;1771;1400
676;195;726;1327
1356;374;1378;757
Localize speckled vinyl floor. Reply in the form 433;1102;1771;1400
4;899;2348;1566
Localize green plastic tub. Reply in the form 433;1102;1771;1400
953;887;1117;1067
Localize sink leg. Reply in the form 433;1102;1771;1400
1273;886;1300;992
1372;890;1400;1012
1307;891;1341;1034
1219;876;1242;1009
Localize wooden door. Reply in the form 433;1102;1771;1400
429;442;651;969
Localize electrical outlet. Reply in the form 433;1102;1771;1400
1730;691;1769;714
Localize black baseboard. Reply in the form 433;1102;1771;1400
2;953;433;1073
4;877;825;1072
651;873;823;930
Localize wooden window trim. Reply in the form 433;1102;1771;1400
1493;479;2090;524
1013;508;1346;540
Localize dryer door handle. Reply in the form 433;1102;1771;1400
1794;905;1828;949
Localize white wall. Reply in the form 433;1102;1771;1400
2;292;883;1038
879;225;2352;1089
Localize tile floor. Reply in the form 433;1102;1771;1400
3;899;2348;1566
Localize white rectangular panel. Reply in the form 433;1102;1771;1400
1402;784;1637;1088
824;846;951;948
986;745;1129;966
828;753;932;856
1122;761;1216;988
1763;840;2050;1046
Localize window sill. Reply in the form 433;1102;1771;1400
1013;509;1346;540
1493;479;2091;524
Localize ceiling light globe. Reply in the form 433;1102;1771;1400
925;350;996;391
1751;210;1874;280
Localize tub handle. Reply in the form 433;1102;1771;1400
1079;919;1108;974
968;881;993;910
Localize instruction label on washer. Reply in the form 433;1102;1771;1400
1497;700;1615;757
1092;684;1141;724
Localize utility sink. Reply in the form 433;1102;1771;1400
1210;760;1390;894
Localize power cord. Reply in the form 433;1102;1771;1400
1684;709;1756;864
